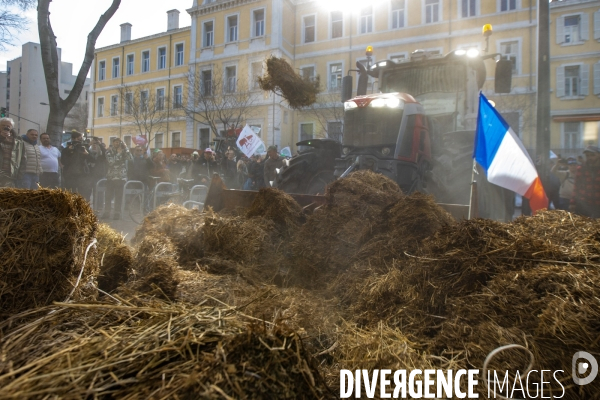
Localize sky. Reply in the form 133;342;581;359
0;0;193;72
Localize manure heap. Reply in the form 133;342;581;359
1;176;599;399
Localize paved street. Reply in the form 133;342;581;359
99;214;139;244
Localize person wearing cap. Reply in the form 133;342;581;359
199;148;219;179
264;145;283;187
551;157;578;210
570;146;600;218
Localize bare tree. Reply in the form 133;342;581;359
38;0;121;146
303;92;345;141
184;65;255;138
0;0;35;51
117;84;172;148
64;102;88;133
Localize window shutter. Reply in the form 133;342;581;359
594;10;600;40
594;62;600;95
556;66;565;97
556;16;565;44
581;13;590;41
580;64;590;96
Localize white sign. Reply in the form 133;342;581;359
236;124;265;158
280;147;292;158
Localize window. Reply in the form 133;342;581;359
565;66;580;96
112;58;120;78
253;9;265;37
360;6;373;34
328;121;343;142
97;98;104;117
225;66;237;92
329;63;343;91
251;62;262;89
173;86;183;108
123;135;132;148
124;92;133;114
154;133;164;149
199;128;210;150
500;41;519;74
564;15;581;44
110;95;118;116
300;123;314;142
156;88;165;110
461;0;476;18
140;90;149;112
175;43;184;66
250;125;262;138
564;122;580;149
500;0;516;12
98;61;106;81
425;0;440;24
557;64;589;98
126;54;134;75
201;70;212;96
557;13;589;45
172;132;181;148
141;51;150;72
331;11;343;38
301;66;315;81
391;0;405;29
227;15;238;42
303;15;315;43
203;21;214;47
158;47;166;69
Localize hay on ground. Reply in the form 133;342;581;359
0;188;98;321
128;236;179;300
96;224;133;294
246;187;304;234
0;298;332;399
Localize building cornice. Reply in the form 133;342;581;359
96;27;191;53
187;0;261;17
551;108;600;116
550;0;600;11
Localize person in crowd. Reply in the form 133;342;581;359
38;132;62;188
102;138;133;220
88;139;107;199
222;147;238;188
17;129;42;189
168;153;184;184
237;155;249;189
263;145;284;188
61;130;92;200
147;150;170;184
244;154;265;190
199;148;219;177
0;118;24;188
550;157;577;211
128;145;149;186
570;146;600;218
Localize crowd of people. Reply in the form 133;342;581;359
0;117;287;219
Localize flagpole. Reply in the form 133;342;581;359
468;159;477;219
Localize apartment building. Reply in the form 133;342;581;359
550;0;600;157
89;0;599;155
89;10;190;150
1;42;90;135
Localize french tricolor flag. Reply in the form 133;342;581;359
473;93;548;213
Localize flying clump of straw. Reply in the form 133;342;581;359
258;56;321;109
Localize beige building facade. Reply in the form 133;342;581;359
89;0;600;156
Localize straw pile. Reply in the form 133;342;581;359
132;203;205;266
289;171;403;283
96;224;133;293
128;235;179;300
258;56;321;109
246;187;304;234
0;188;98;321
0;298;333;399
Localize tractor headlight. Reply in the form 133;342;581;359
342;147;350;155
381;147;391;156
344;101;357;110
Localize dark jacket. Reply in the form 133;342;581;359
61;142;92;179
